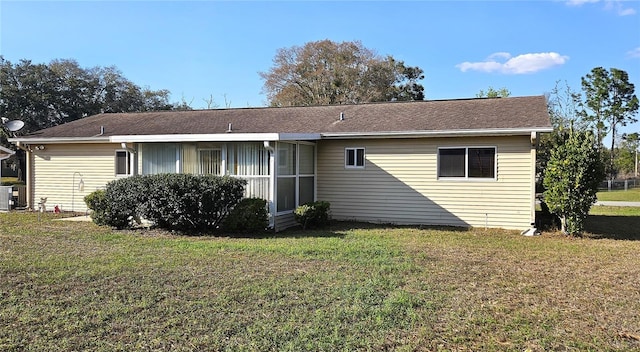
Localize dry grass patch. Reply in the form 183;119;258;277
1;213;639;351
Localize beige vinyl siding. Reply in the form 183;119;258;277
317;136;534;230
31;143;122;212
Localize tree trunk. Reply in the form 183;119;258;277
610;123;617;181
561;215;567;235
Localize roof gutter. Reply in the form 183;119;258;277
109;133;321;143
8;136;111;144
7;128;553;144
320;127;554;139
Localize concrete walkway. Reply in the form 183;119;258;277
595;201;640;207
56;215;92;221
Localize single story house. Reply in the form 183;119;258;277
9;95;552;232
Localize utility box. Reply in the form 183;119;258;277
0;186;12;211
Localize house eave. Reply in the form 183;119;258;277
8;133;322;144
7;128;554;144
109;133;321;143
320;127;554;139
8;136;111;144
0;146;15;161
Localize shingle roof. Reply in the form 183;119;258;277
17;95;551;140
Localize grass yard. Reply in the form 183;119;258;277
1;213;639;351
597;187;640;202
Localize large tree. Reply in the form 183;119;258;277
259;40;424;107
475;86;510;98
0;57;180;140
580;67;639;179
616;132;639;177
537;81;586;188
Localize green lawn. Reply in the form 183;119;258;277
1;213;640;351
597;187;640;202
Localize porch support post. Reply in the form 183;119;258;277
264;141;276;229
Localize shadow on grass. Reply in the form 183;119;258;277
226;221;469;239
537;211;640;241
584;215;640;241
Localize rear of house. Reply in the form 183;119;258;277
317;135;535;229
10;95;552;232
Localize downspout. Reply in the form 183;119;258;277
522;131;539;236
14;142;32;210
263;141;276;230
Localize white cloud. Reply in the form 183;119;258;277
456;52;570;74
605;0;637;16
565;0;600;6
628;47;640;58
618;7;637;15
487;52;512;60
566;0;636;16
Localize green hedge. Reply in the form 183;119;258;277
85;174;247;233
222;197;269;234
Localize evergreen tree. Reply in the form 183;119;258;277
543;127;605;235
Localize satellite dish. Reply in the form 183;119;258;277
5;120;24;132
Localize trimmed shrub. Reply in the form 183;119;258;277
222;197;269;234
294;201;331;229
140;174;246;233
84;189;108;225
85;175;150;229
86;174;246;233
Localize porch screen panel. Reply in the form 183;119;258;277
298;144;315;205
199;149;222;175
299;176;314;205
227;142;270;200
277;142;296;212
182;143;198;174
277;143;296;176
142;143;178;175
277;178;295;212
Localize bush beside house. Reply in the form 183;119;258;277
222;198;269;234
85;174;248;233
294;201;331;229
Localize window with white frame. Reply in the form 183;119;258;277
115;150;133;176
438;147;496;179
345;147;365;168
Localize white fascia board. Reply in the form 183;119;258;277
278;133;321;141
8;136;111;144
110;133;321;143
320;127;554;139
0;146;16;155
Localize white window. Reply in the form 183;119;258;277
438;147;496;179
115;150;133;176
345;147;365;168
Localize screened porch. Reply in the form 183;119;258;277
131;140;316;222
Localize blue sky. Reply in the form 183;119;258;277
1;0;639;132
